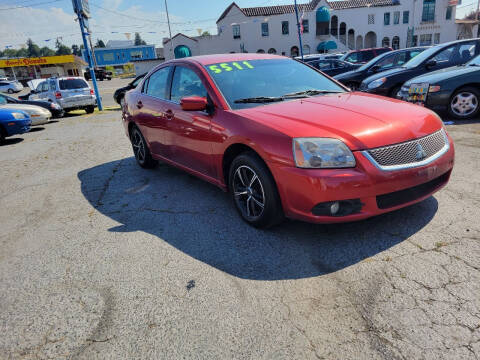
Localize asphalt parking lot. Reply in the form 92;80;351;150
1;79;479;359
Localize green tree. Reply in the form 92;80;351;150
17;48;28;58
40;46;56;57
134;32;147;46
95;39;106;48
71;44;80;56
201;31;211;36
55;39;72;55
26;38;41;57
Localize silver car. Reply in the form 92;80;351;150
0;80;23;94
29;77;96;114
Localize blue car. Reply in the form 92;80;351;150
0;108;31;143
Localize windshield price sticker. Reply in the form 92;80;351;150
208;61;254;74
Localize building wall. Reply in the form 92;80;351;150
133;59;165;76
83;45;156;67
163;0;460;61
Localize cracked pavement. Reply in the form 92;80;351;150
0;81;479;359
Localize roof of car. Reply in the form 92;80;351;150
174;53;286;66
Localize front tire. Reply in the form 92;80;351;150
85;106;95;114
390;85;401;98
229;153;284;228
0;126;6;144
7;89;13;94
130;125;156;168
448;87;480;120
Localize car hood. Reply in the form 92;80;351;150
236;92;443;150
362;67;408;84
0;104;51;116
404;65;480;86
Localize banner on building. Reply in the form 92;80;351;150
0;55;76;68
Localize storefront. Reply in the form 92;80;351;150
0;55;87;84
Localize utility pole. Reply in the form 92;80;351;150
294;0;304;60
164;0;174;58
88;35;98;68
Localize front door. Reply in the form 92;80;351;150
164;65;215;178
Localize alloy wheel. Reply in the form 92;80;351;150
132;129;146;164
233;165;265;220
450;92;478;117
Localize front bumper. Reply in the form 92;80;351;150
398;89;451;113
30;114;51;126
268;137;455;224
5;119;31;136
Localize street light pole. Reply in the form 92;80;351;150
164;0;174;58
294;0;304;60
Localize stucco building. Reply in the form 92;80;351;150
163;0;462;60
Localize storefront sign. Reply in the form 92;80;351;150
0;55;75;68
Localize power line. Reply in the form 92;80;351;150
0;0;64;11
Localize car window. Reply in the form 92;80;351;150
394;52;409;66
59;79;89;90
313;60;332;70
345;52;359;63
376;54;396;69
432;46;455;64
37;82;46;92
408;50;423;60
331;60;344;69
132;76;144;87
0;82;6;86
145;67;170;99
49;80;56;91
457;42;477;63
170;66;207;103
362;50;376;62
0;95;6;105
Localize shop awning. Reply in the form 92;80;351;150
317;41;338;52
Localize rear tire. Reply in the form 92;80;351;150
7;89;13;94
85;106;95;114
130;125;157;169
0;126;6;144
448;86;480;120
229;152;284;228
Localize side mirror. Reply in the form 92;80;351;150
370;65;380;73
180;96;208;111
425;59;437;68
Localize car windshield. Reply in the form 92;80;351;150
467;54;480;66
59;79;89;90
357;52;391;71
403;45;442;68
204;59;345;110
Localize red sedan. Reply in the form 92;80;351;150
122;54;454;228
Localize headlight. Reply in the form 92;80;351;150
293;138;356;168
367;77;387;89
401;85;410;92
12;112;25;119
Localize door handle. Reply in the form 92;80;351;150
165;109;174;120
136;100;143;109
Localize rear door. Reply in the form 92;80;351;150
165;65;215;177
133;66;172;158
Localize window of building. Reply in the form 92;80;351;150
434;33;440;44
102;53;114;62
403;11;409;24
268;48;276;54
233;24;240;39
392;36;400;50
130;50;143;60
384;12;390;25
446;6;453;20
422;0;436;22
382;37;390;47
419;33;433;46
394;11;400;24
368;14;375;24
302;19;309;33
261;22;269;36
282;21;289;35
412;35;418;46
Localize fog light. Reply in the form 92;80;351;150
330;201;340;215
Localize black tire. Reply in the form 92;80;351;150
346;82;359;91
130;125;157;168
85;106;95;114
448;86;480;120
228;152;284;228
7;89;13;94
0;126;6;144
390;85;401;98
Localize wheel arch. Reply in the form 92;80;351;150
450;83;480;96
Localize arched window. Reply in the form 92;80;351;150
267;48;277;54
356;35;363;50
256;49;265;53
330;15;338;37
174;45;192;59
290;46;299;57
392;36;400;50
382;37;390;48
365;31;377;48
303;44;311;55
348;29;355;49
316;6;330;36
339;22;347;45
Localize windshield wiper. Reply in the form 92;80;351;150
283;89;344;98
234;96;284;104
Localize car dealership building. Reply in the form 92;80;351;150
163;0;462;60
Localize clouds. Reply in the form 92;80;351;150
0;2;191;51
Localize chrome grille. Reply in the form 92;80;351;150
366;129;448;168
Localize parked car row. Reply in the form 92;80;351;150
331;38;480;119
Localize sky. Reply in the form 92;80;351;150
0;0;478;51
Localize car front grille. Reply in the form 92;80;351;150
365;129;448;170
